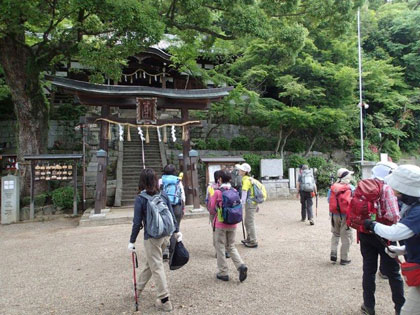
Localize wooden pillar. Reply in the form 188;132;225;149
99;106;109;151
94;150;108;214
73;160;78;216
98;106;109;212
29;160;35;220
181;107;192;206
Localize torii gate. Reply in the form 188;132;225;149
48;76;232;212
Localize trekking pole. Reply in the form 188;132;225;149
131;250;139;312
316;193;318;218
242;219;246;240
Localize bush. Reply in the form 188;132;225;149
285;138;306;153
286;154;308;170
193;139;206;150
51;187;79;210
231;136;251;150
252;137;269;151
21;193;49;207
217;138;230;150
382;140;401;162
243;153;263;179
206;138;218;150
315;161;341;193
307;156;327;170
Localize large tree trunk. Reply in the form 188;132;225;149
0;35;49;195
280;130;293;160
304;135;317;157
275;129;283;154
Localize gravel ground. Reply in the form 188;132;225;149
0;198;401;315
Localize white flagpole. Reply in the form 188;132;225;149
358;8;364;162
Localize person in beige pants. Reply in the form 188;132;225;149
208;170;248;282
236;163;258;248
128;168;180;312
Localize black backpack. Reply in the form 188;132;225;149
169;235;189;270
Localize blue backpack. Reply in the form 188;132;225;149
218;187;243;225
162;175;182;206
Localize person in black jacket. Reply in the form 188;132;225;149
128;168;180;312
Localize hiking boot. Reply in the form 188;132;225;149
216;273;229;281
361;303;375;315
300;218;305;222
340;259;351;265
244;242;258;248
309;219;315;225
238;264;248;282
378;271;388;280
330;252;337;262
241;239;250;245
225;251;230;258
155;298;173;312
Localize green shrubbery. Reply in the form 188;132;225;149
21;193;49;207
285;138;306;153
286;154;308;169
382;140;401;162
307;156;327;169
231;136;251;150
51;187;79;209
252;137;269;151
218;138;230;150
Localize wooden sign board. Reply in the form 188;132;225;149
136;97;157;124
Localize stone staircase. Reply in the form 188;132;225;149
121;128;164;206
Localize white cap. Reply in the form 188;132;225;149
235;163;251;173
385;165;420;197
337;168;354;179
372;164;393;181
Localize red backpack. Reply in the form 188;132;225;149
329;183;352;217
347;179;384;233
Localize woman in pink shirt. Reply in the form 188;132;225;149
208;170;248;282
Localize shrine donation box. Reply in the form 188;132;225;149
1;175;20;224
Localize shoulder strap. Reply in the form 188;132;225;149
140;192;157;201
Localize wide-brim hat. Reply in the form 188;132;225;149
235;163;251;173
376;161;398;170
385;164;420;197
372;164;393;181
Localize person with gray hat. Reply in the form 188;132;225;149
365;165;420;315
236;163;259;248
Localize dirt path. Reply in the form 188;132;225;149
0;198;399;314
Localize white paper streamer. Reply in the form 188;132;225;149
157;127;162;142
137;127;145;141
171;125;176;142
119;124;124;141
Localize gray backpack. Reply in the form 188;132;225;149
141;192;175;239
301;170;315;192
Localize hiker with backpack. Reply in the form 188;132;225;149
208;170;248;282
364;164;420;315
328;168;355;265
347;164;404;315
128;168;180;312
296;165;317;225
160;164;185;260
206;170;230;259
236;163;259;248
160;164;185;227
